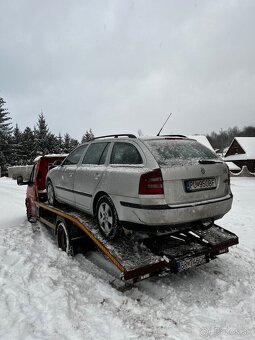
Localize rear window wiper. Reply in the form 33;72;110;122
199;159;223;164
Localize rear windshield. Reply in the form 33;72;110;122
144;139;218;166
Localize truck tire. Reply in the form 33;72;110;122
96;195;122;240
56;220;73;256
47;180;57;206
26;199;32;222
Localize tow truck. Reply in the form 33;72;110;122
17;155;239;283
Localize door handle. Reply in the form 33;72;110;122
94;173;101;180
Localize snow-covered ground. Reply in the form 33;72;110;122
0;177;255;340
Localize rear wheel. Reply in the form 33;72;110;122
56;221;73;256
96;196;122;240
47;180;57;206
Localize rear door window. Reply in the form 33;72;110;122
110;142;143;165
82;142;110;165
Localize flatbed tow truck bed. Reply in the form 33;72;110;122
36;201;239;282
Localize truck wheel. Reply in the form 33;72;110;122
47;180;57;206
56;221;73;256
26;200;32;222
96;196;122;240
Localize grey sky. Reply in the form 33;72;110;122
0;0;254;140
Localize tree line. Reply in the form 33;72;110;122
0;97;94;173
207;126;255;153
1;95;255;173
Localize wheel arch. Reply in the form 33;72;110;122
93;191;109;216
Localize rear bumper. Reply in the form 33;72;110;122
118;194;233;229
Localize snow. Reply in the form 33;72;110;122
1;177;255;339
34;154;68;162
233;137;255;159
224;154;248;161
225;162;241;171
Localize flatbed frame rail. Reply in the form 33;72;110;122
35;202;239;282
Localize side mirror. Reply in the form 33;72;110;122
17;175;29;186
17;175;24;185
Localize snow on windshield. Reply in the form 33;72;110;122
144;139;218;166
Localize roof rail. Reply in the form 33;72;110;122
92;134;137;140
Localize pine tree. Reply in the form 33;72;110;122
56;133;64;153
11;124;23;164
22;127;37;164
0;97;13;172
63;133;79;153
47;133;60;154
34;113;50;155
81;128;95;143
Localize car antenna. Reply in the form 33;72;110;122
157;113;172;136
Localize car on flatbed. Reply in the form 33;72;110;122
46;134;233;240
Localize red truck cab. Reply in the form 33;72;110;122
17;155;66;221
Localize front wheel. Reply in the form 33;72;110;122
96;196;122;240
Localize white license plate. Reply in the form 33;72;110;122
176;255;206;272
185;177;216;192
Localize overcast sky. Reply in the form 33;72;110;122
0;0;254;140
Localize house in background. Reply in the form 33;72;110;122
224;137;255;173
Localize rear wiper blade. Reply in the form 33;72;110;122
199;159;223;164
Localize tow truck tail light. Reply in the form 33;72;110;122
139;169;164;195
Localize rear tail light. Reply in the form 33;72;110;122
139;168;164;195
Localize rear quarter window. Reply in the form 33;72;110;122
144;139;218;166
110;142;143;165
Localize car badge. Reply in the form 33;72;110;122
201;167;206;175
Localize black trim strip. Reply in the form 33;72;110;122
56;186;92;198
120;194;233;210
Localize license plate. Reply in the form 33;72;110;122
185;177;216;192
176;255;206;272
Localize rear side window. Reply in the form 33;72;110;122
144;139;217;166
82;142;110;165
63;145;88;165
110;142;143;165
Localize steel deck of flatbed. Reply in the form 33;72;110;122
35;202;239;281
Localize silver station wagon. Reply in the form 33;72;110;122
46;134;233;239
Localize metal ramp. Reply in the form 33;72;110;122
36;202;239;281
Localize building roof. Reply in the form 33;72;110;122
224;137;255;161
186;135;215;152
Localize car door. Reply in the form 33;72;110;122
74;142;110;211
54;145;88;204
103;141;145;198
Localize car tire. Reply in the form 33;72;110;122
96;195;122;240
56;220;73;256
47;180;57;206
